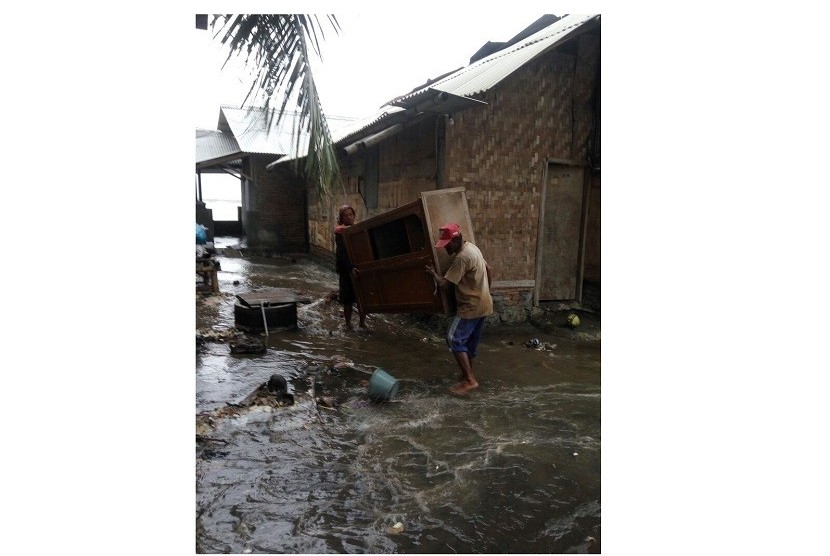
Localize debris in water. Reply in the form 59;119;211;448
421;336;443;344
387;521;405;534
316;396;337;408
197;327;244;343
573;452;579;457
523;338;557;351
230;337;266;355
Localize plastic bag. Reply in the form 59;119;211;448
196;224;208;245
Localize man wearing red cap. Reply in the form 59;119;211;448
426;223;493;395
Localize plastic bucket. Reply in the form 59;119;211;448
368;368;400;401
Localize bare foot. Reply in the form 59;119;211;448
449;380;479;396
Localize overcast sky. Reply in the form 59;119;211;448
194;10;561;129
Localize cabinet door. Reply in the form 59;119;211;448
342;201;444;314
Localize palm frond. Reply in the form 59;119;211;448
211;14;342;198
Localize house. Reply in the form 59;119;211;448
195;106;355;251
273;14;601;315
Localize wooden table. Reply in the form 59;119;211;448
196;260;219;294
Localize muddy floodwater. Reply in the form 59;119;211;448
196;240;601;553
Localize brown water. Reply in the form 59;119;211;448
196;244;601;553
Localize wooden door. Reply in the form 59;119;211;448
536;162;587;301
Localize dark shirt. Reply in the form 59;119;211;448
335;231;352;275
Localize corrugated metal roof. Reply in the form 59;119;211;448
331;14;599;147
196;128;241;165
270;107;407;168
268;14;600;170
198;107;360;168
219;106;309;156
331;107;405;144
391;14;600;108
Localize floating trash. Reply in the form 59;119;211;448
387;521;405;534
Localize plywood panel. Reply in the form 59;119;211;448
420;187;475;275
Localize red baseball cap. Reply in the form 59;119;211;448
434;223;461;248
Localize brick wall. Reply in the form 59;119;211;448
245;154;307;251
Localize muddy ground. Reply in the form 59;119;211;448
195;244;601;553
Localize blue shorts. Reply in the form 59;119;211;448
446;316;486;358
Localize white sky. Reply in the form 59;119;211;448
194;11;561;129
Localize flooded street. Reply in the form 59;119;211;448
196;241;601;553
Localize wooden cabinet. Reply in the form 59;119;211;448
342;187;474;315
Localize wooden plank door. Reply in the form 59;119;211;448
536;162;587;301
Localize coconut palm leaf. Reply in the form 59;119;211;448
210;14;341;197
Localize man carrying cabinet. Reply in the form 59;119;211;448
426;223;493;395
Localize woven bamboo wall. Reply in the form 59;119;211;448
308;118;439;254
376;118;437;208
444;32;600;283
307;31;601;294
